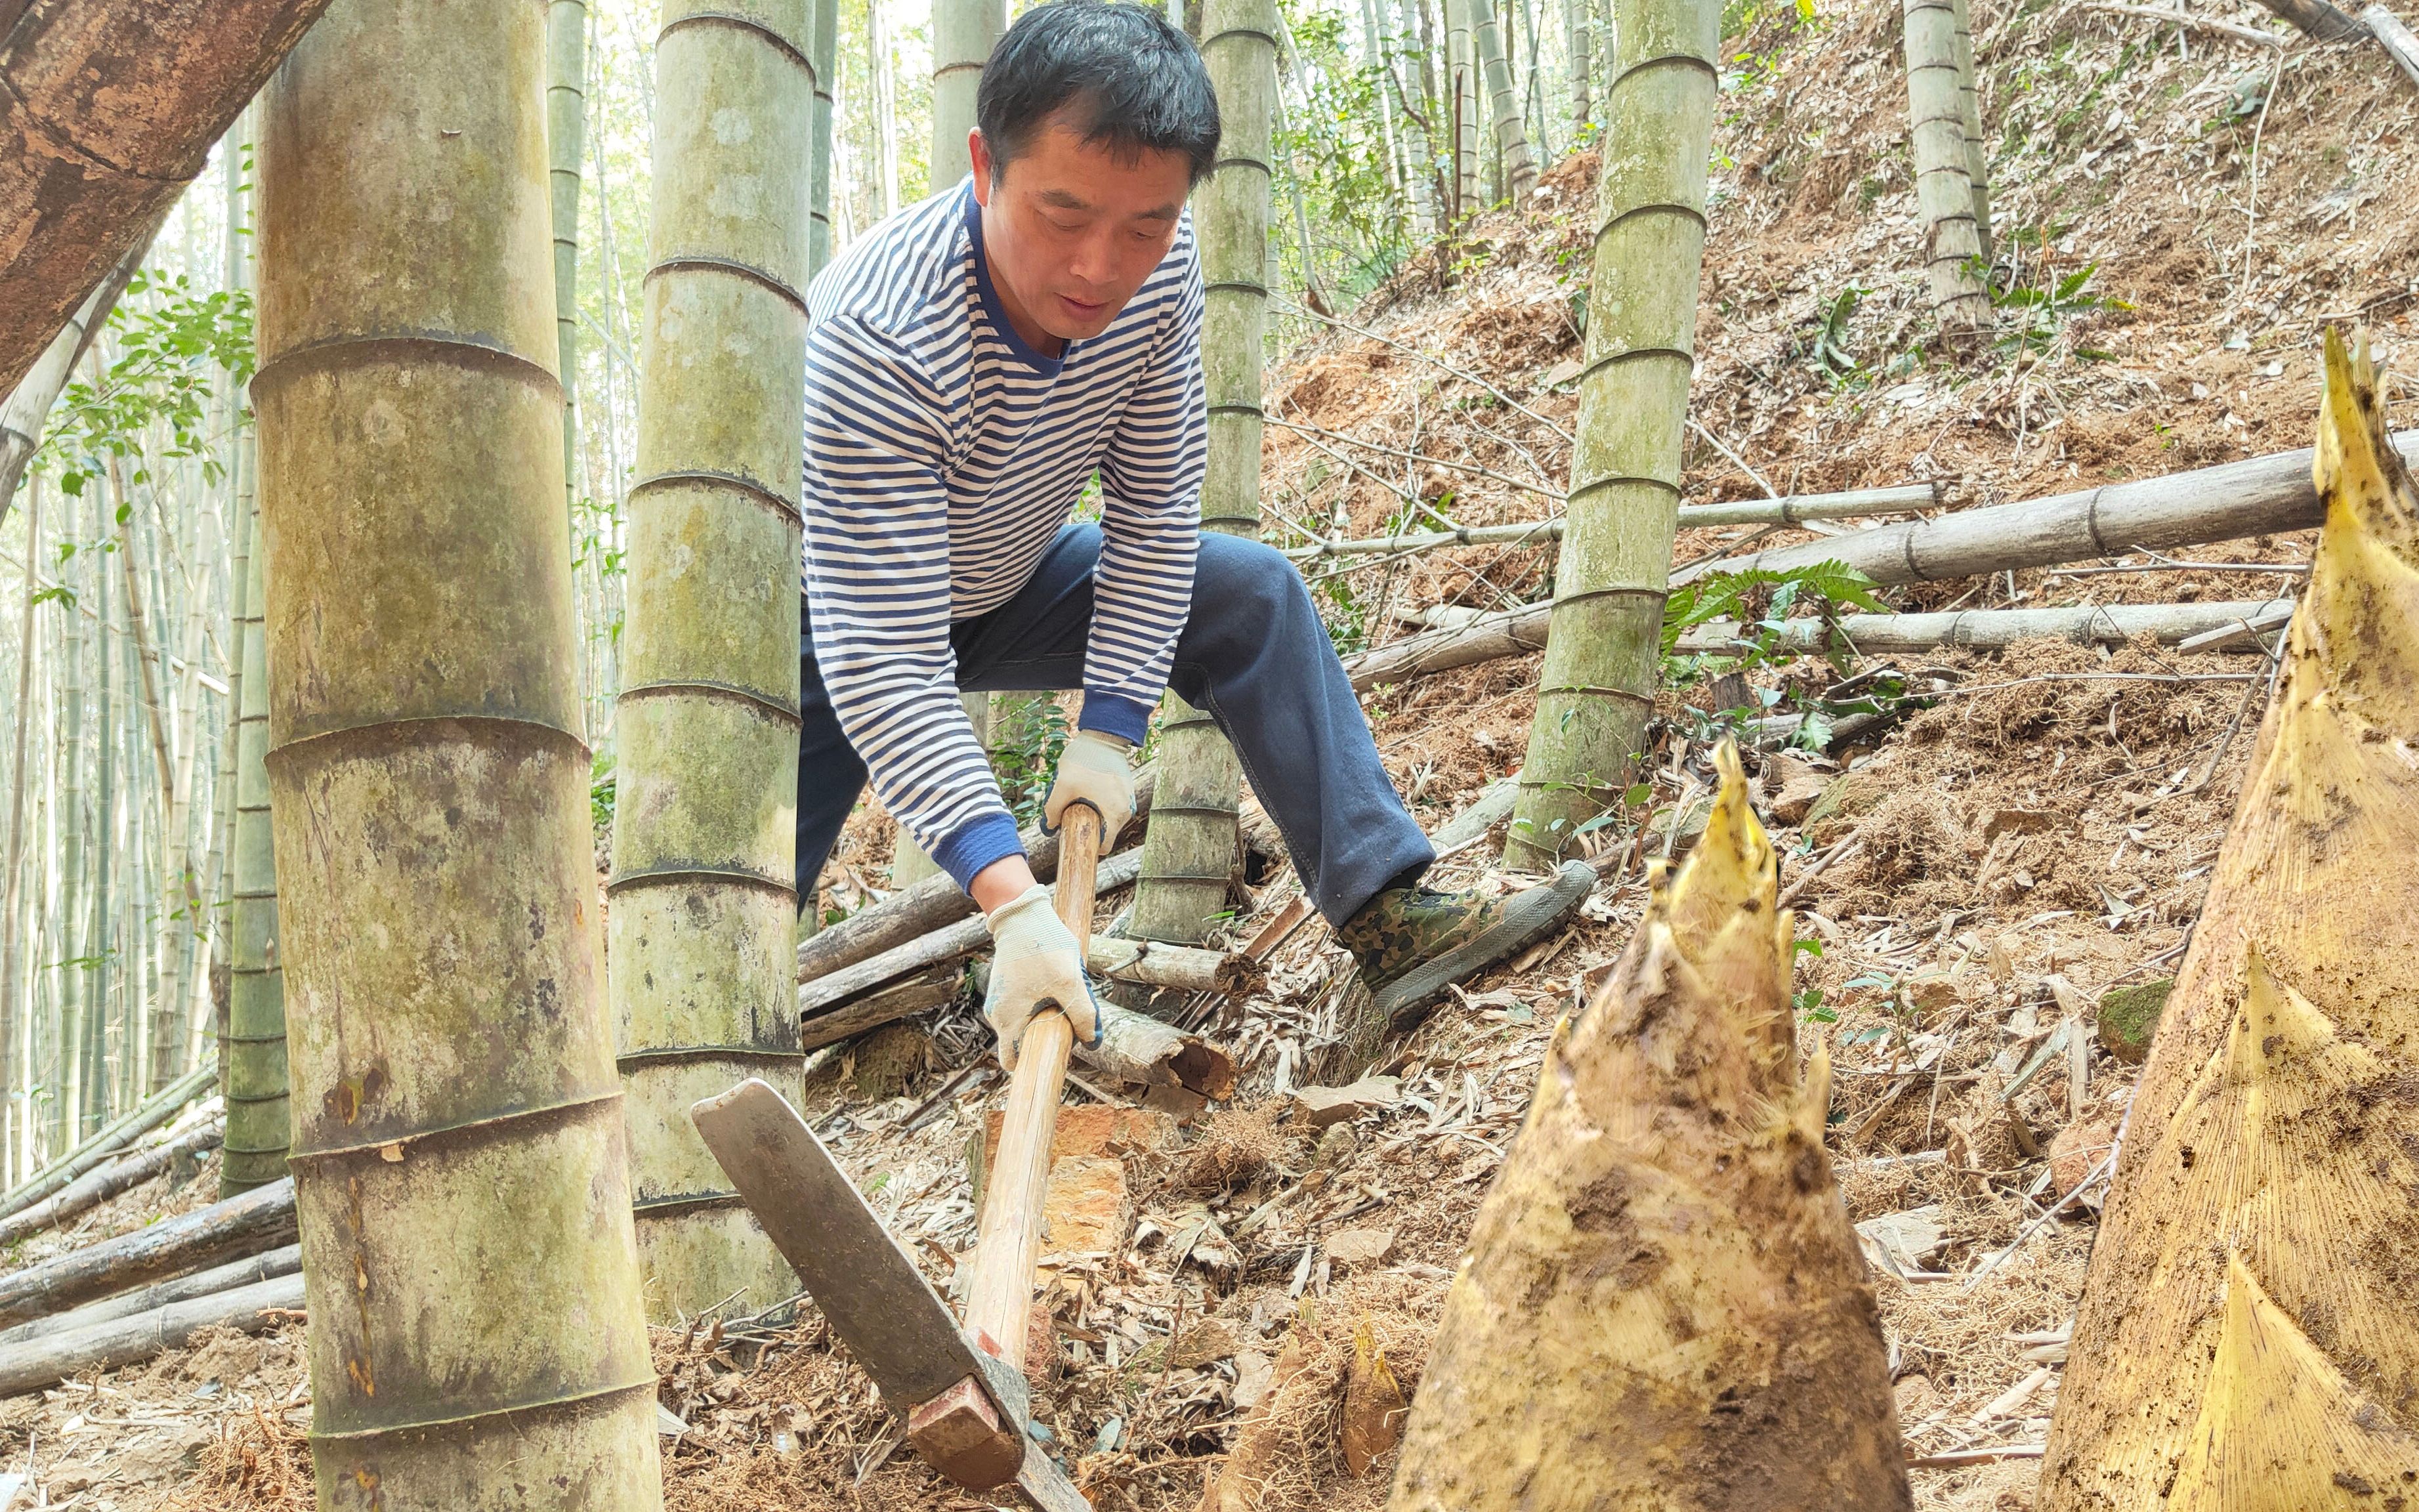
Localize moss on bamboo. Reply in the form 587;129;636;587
1504;0;1717;868
1393;744;1908;1511
609;0;814;1321
253;0;661;1502
2040;330;2419;1507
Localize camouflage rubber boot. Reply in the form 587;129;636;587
1335;860;1597;1026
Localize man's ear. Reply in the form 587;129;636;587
968;128;994;205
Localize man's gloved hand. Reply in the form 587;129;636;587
1043;730;1135;843
981;885;1103;1072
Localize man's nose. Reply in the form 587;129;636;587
1067;226;1119;289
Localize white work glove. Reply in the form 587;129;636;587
981;885;1103;1072
1043;730;1136;844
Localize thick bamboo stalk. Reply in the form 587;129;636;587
0;1175;294;1329
1393;748;1907;1507
2041;334;2419;1508
931;0;1005;189
1687;431;2419;587
1471;0;1535;200
0;1271;304;1400
1903;0;1990;334
0;1120;221;1248
1503;0;1717;868
0;0;335;398
253;0;662;1502
1130;0;1274;946
1563;0;1591;132
809;0;841;272
1948;0;1992;262
1444;0;1479;214
549;0;587;518
611;0;813;1322
0;1240;299;1349
220;514;284;1196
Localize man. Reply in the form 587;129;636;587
799;0;1591;1068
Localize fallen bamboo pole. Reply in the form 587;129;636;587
0;1063;216;1223
798;850;1146;1013
1674;430;2419;588
2365;2;2419;85
0;1243;302;1348
0;1122;224;1248
792;764;1159;986
1281;484;1940;562
0;1177;295;1328
1672;598;2299;655
0;1272;304;1398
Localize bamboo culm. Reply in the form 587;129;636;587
1129;0;1277;945
1902;0;1990;333
1503;0;1720;867
609;0;815;1321
253;0;663;1500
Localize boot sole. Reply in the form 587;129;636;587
1368;860;1597;1026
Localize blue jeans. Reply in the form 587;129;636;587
798;524;1435;926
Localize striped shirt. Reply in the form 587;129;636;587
802;179;1207;891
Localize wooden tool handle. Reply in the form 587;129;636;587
963;804;1103;1372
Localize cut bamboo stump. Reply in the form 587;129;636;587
0;1122;223;1248
0;1177;295;1329
0;1272;305;1398
0;1242;302;1348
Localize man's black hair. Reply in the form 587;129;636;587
976;1;1221;186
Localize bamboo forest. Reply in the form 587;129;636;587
0;0;2414;1503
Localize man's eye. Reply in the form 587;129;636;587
1047;217;1085;234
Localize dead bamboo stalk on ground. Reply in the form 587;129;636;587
0;1064;215;1225
0;1272;305;1399
0;1243;301;1348
0;1177;295;1328
1677;430;2419;588
793;766;1158;984
2364;2;2419;85
0;1122;223;1248
1282;484;1940;560
1673;598;2298;655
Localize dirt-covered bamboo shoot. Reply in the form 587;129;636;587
1393;745;1908;1510
2040;330;2419;1507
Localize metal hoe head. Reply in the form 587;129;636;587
689;1078;1088;1511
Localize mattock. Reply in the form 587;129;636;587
690;804;1106;1511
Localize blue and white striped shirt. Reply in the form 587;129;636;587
802;180;1207;890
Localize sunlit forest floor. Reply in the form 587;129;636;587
11;0;2416;1506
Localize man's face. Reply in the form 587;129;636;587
971;116;1193;348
